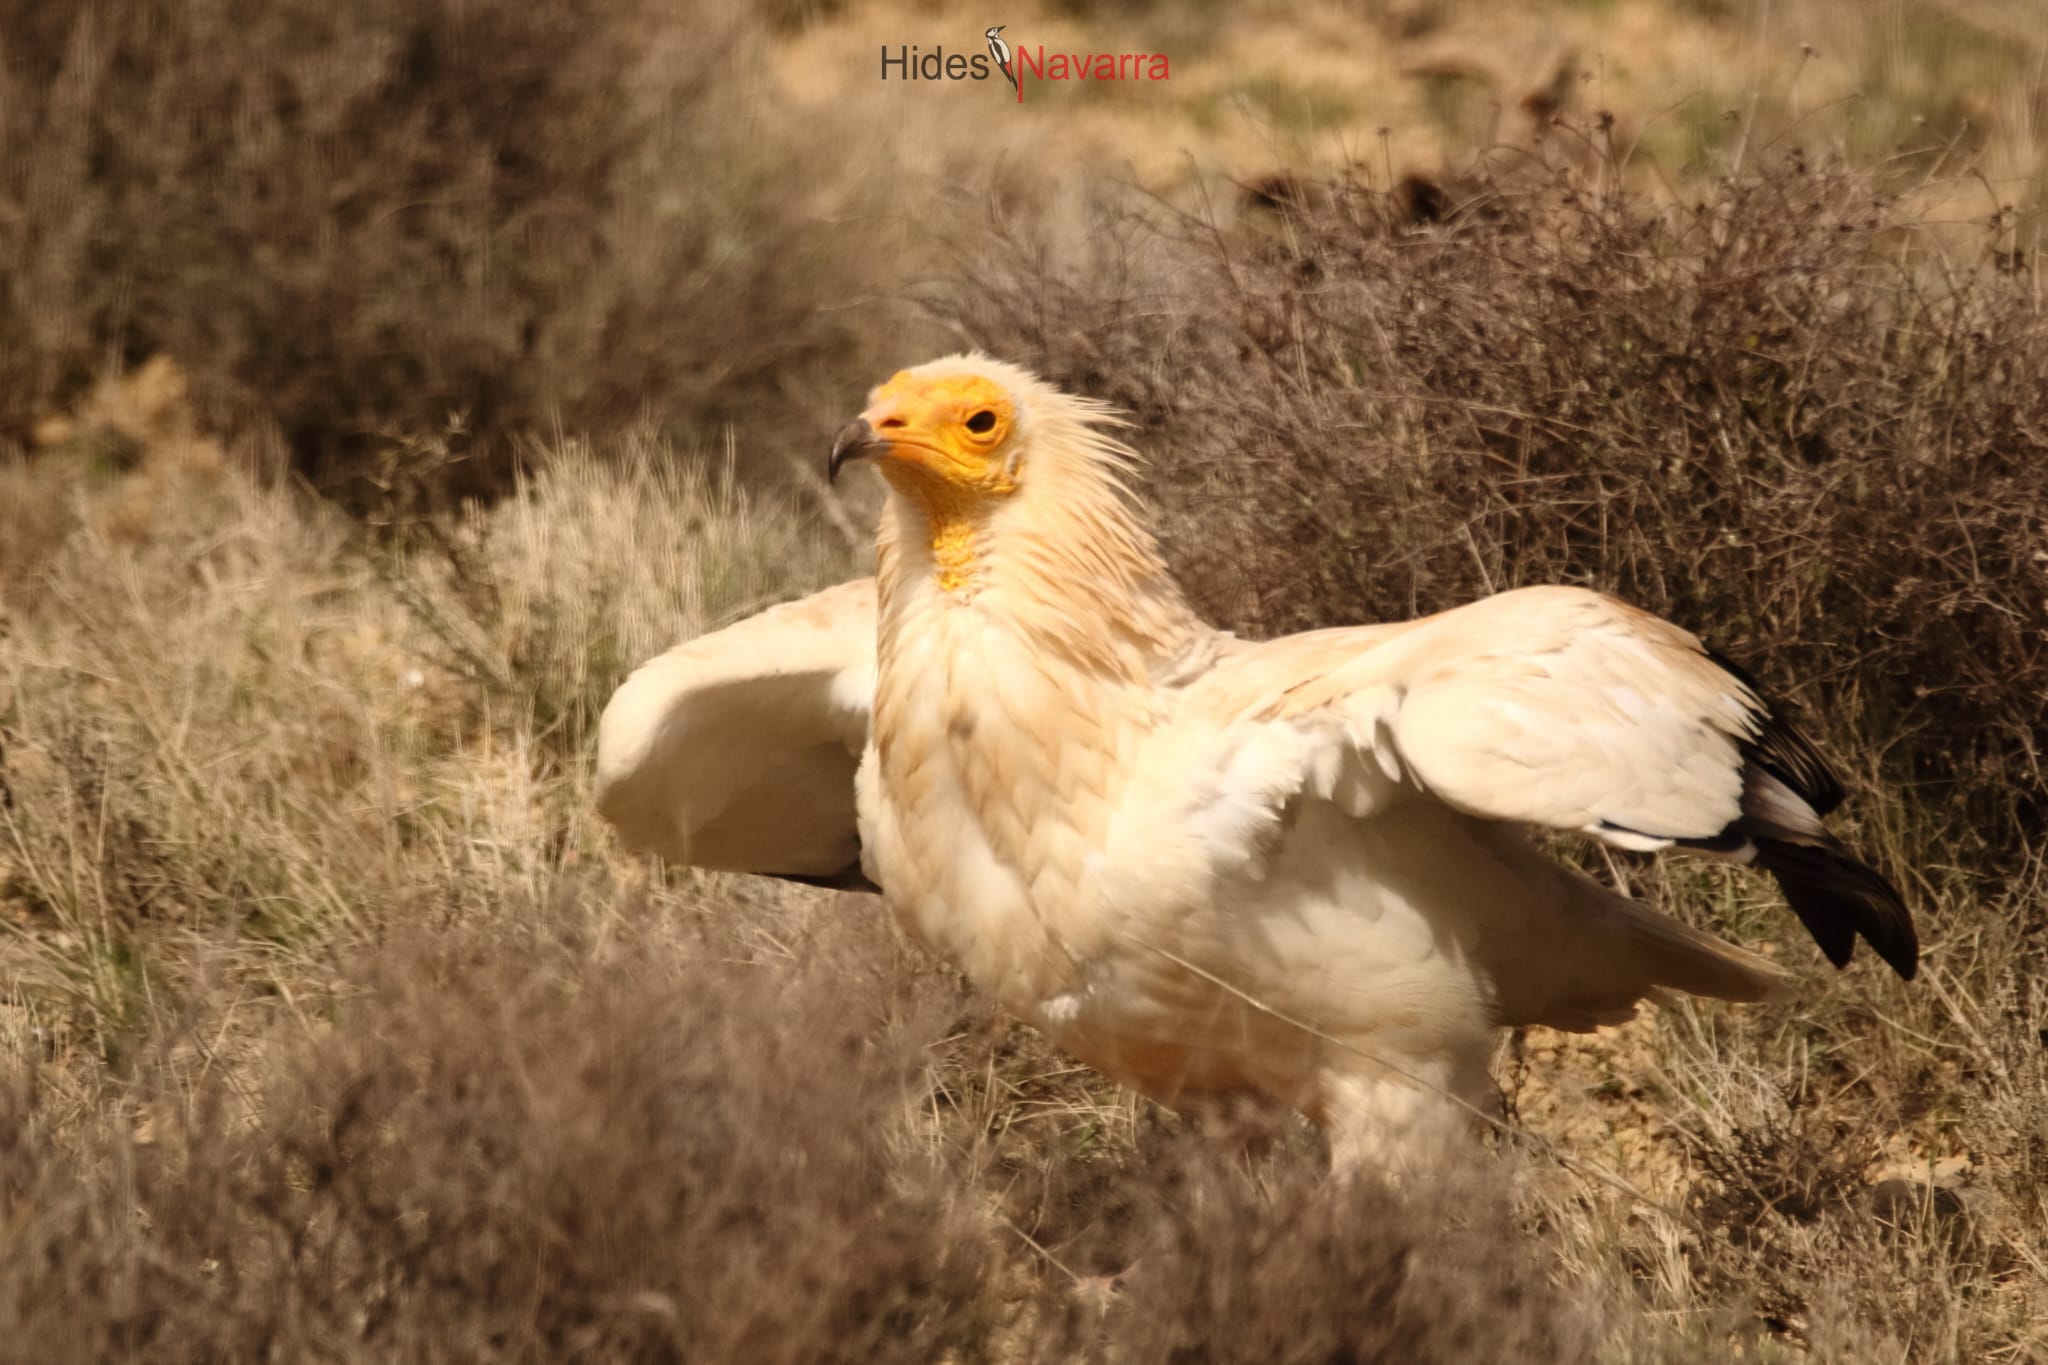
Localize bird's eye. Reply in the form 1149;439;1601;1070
965;410;997;435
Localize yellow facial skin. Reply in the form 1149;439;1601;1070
860;371;1018;494
858;372;1019;592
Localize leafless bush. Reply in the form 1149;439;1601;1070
1097;1160;1628;1364
0;885;1654;1365
0;0;876;512
940;157;2048;876
0;902;989;1362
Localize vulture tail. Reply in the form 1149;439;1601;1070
1752;834;1917;979
1605;897;1796;1007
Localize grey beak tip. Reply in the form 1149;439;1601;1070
828;417;876;485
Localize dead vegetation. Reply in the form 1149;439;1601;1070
6;299;2044;1357
1;0;2046;1359
0;0;891;514
943;155;2048;868
0;897;1664;1363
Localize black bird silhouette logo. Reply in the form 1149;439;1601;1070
985;25;1019;96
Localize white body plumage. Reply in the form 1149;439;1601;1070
597;354;1916;1163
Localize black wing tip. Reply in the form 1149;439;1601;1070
1748;721;1848;819
1755;838;1919;981
1704;645;1848;817
1702;645;1913;977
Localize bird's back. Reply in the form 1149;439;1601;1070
1063;688;1780;1116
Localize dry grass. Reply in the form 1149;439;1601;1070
0;918;1648;1362
1;429;1682;1363
772;0;2048;216
4;326;2044;1360
2;0;2046;1359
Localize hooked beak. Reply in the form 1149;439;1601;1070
828;417;889;484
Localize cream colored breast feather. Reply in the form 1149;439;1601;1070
595;354;1916;1164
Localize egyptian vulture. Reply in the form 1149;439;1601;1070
596;355;1916;1164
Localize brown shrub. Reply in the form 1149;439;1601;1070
0;902;991;1363
1096;1161;1622;1364
0;0;874;512
938;159;2048;877
0;890;1647;1365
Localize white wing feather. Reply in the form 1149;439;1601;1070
595;578;875;878
1149;584;1795;1025
1188;585;1760;849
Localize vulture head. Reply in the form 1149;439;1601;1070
829;361;1025;497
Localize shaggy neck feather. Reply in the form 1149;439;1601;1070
873;414;1198;686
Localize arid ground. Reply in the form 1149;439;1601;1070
2;1;2045;1359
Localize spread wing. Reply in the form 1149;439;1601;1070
595;578;878;890
1186;585;1917;978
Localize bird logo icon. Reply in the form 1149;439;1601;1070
986;25;1019;97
